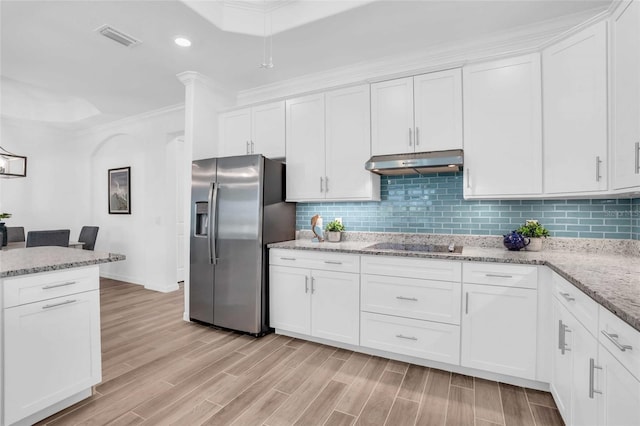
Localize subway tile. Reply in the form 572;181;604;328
294;174;635;240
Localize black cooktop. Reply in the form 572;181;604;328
363;242;463;254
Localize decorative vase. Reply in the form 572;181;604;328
0;222;6;247
326;231;342;242
502;231;529;251
526;237;543;252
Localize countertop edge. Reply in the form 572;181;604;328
0;253;126;278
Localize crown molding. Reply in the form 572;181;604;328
236;5;612;106
75;103;185;137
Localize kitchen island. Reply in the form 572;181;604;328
0;247;125;426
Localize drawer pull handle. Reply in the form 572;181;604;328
485;273;513;278
396;296;418;302
42;281;76;289
601;330;633;352
559;292;575;302
396;334;417;341
589;358;603;399
280;257;296;261
324;261;342;265
42;299;77;309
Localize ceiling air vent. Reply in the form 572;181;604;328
95;25;141;47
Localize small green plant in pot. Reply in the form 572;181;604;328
517;219;549;251
325;220;345;243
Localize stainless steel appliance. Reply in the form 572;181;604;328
190;155;295;336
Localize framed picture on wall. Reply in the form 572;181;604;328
108;166;131;214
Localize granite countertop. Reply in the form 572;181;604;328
0;246;126;278
269;238;640;333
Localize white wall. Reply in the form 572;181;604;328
0;107;186;293
78;107;185;292
0;118;86;236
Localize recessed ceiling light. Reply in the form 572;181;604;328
174;37;192;47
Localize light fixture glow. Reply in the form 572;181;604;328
174;37;191;47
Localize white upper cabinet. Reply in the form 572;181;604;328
414;69;463;152
325;85;379;201
371;70;463;156
543;21;609;194
371;77;415;156
252;101;286;159
219;107;251;157
219;101;286;159
285;93;326;201
612;0;640;191
286;85;379;202
463;53;543;198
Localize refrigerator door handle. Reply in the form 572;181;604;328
208;182;219;265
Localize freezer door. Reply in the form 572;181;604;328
189;158;216;324
213;155;264;334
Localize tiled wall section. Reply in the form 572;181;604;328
633;198;640;240
296;173;638;239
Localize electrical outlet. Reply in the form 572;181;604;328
335;217;342;224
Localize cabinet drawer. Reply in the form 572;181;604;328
360;312;460;365
3;267;99;308
361;274;461;325
269;249;360;273
553;272;598;336
463;262;537;289
599;306;640;381
361;255;461;282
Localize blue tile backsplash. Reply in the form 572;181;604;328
296;173;640;240
633;198;640;240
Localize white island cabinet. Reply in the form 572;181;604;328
0;247;123;426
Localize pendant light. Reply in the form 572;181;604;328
0;145;27;178
259;0;274;69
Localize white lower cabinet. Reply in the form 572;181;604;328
550;273;640;426
598;346;640;426
2;267;102;426
269;248;640;426
461;283;537;379
269;264;360;345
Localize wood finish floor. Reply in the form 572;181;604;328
37;279;564;426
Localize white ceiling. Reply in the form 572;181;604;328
0;0;611;127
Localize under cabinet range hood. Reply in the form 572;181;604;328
365;149;463;175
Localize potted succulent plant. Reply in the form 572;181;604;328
324;220;345;243
517;219;549;252
0;212;11;247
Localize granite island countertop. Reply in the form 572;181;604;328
269;239;640;333
0;246;126;278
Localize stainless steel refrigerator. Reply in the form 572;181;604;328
189;155;295;336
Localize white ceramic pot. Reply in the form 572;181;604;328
526;237;543;252
326;231;342;242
